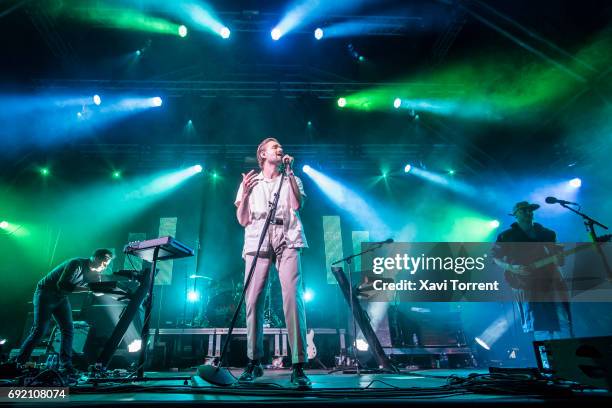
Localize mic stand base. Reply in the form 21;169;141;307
197;364;236;387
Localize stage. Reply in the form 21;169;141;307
2;368;609;407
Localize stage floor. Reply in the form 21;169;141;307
12;368;609;407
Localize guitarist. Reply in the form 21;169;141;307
492;201;573;341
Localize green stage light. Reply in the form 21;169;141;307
489;220;500;229
70;6;185;37
337;97;346;108
0;221;8;229
40;167;49;176
342;31;612;120
112;171;122;179
448;169;455;175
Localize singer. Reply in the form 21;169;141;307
234;137;311;387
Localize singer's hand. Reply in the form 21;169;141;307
281;154;294;170
241;170;259;198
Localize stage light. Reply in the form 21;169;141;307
187;119;193;125
211;171;219;179
358;55;365;62
93;94;101;106
303;289;314;302
76;112;83;118
448;169;455;175
0;221;8;229
126;165;204;200
302;165;311;173
40;167;50;176
135;50;142;56
187;290;200;302
112;171;122;179
0;338;6;345
71;7;184;36
489;220;500;229
271;28;282;40
569;178;582;188
337;97;346;108
409;166;477;196
393;98;402;109
355;338;369;351
128;339;142;353
404;164;412;173
307;120;312;126
474;336;490;350
314;28;323;40
152;97;163;107
220;26;230;39
303;166;389;234
178;25;188;37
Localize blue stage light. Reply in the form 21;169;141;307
569;178;582;188
303;289;314;302
314;28;323;40
271;28;282;40
187;290;200;302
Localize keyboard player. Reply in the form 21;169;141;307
14;249;114;374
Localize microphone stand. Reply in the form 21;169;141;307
198;165;288;386
559;202;612;280
331;242;387;374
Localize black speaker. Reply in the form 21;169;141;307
534;336;612;389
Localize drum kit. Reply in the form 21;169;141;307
186;273;284;328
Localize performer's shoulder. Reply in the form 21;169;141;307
534;223;556;241
496;224;517;242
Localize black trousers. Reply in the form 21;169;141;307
17;287;74;368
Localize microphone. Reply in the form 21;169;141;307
372;238;394;245
545;196;578;205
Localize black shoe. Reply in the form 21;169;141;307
290;363;311;389
238;361;264;383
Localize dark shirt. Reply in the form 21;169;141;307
496;222;556;244
493;222;567;332
493;222;558;266
37;258;95;295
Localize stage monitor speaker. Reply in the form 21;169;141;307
534;336;612;389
